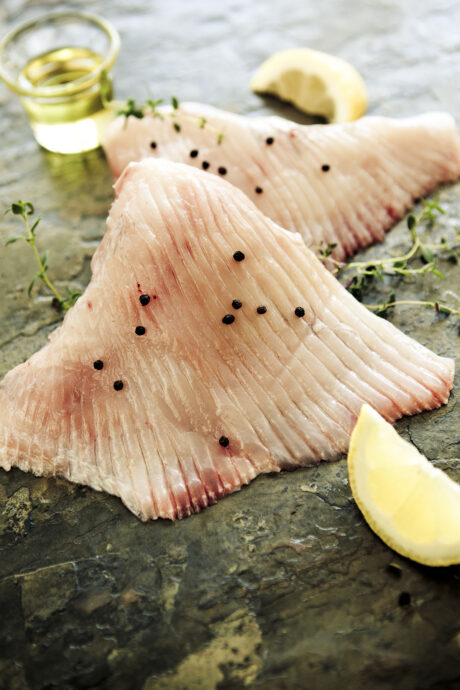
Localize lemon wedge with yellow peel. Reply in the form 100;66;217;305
251;48;368;123
348;404;460;566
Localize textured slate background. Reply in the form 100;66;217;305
0;1;460;689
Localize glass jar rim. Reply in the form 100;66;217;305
0;11;120;98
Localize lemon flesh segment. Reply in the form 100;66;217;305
251;48;368;123
348;404;460;566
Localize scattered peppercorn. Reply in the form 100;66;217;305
222;314;235;325
219;436;229;447
322;164;330;172
113;380;124;391
218;166;227;175
135;326;146;335
255;186;263;194
232;299;242;309
93;360;104;370
294;307;305;317
266;137;274;145
398;591;411;607
190;149;199;158
150;141;157;149
139;294;150;306
257;305;267;314
202;161;210;170
233;251;245;262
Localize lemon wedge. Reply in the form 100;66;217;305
251;48;368;123
348;404;460;566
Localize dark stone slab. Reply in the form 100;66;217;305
0;1;460;689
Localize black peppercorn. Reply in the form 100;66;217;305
398;592;411;606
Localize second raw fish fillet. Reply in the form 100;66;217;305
104;103;460;261
0;159;454;520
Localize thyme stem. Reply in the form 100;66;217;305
23;212;64;306
366;299;460;318
329;234;421;274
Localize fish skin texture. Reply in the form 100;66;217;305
0;159;454;520
103;103;460;261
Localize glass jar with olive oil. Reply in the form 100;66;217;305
0;12;120;154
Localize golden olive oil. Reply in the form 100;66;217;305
19;47;114;153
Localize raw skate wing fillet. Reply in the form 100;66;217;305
104;104;460;261
0;160;454;520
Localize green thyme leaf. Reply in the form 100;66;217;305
30;216;41;234
11;202;25;215
28;275;38;297
420;246;435;264
171;96;179;110
5;235;23;246
407;214;416;230
319;242;337;258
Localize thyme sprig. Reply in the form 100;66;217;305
366;297;460;319
117;98;144;119
322;200;458;287
319;200;460;324
321;200;456;281
115;92;225;144
4;201;81;313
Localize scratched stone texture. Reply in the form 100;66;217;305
0;1;460;689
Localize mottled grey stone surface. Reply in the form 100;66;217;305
0;1;460;689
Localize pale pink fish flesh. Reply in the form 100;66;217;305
103;103;460;261
0;159;454;520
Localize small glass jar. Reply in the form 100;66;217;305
0;11;120;154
